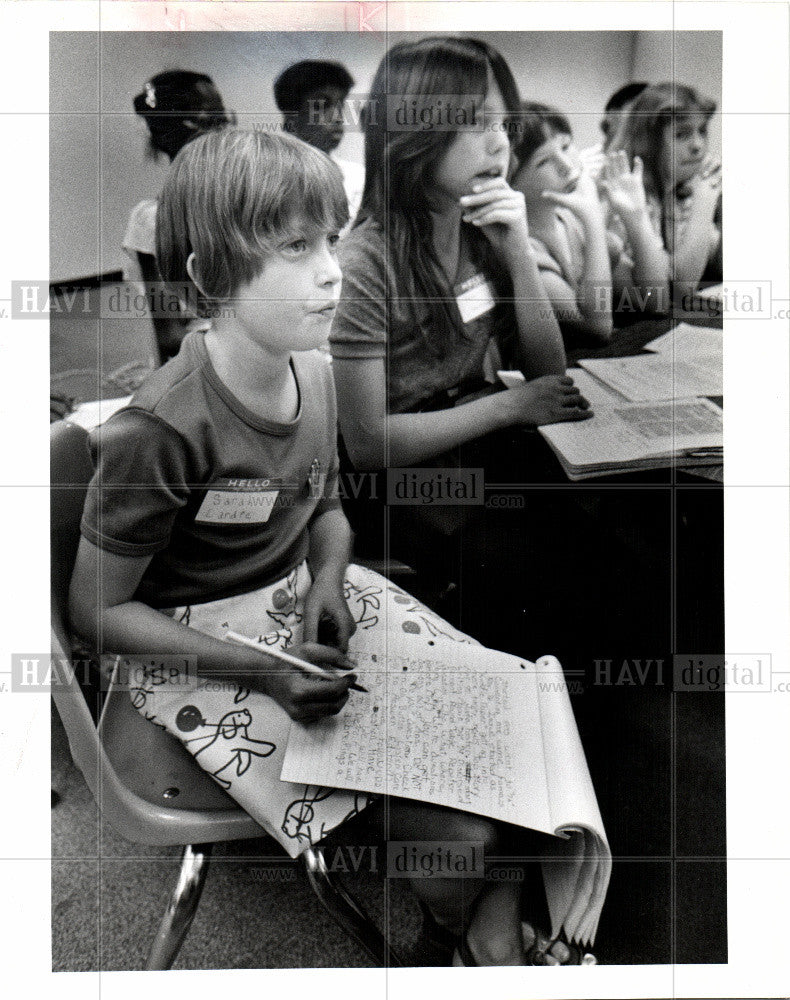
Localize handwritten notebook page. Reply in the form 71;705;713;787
283;645;554;831
282;639;610;942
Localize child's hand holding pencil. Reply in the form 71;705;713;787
225;630;367;724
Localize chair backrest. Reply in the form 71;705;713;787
50;421;109;810
51;421;94;629
50;420;264;845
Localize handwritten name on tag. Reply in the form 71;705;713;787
195;478;281;524
455;273;496;324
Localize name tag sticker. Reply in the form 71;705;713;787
195;478;283;524
455;273;496;324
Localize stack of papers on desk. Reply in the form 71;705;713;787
537;369;722;480
643;321;723;359
499;323;723;478
577;322;722;401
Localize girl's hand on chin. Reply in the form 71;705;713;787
459;177;530;263
541;170;604;223
690;155;721;210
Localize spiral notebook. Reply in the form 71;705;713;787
282;644;611;945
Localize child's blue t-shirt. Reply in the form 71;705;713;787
80;332;341;608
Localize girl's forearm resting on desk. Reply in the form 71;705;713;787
334;357;590;470
334;357;522;469
509;245;568;375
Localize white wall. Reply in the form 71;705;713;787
632;30;722;157
51;30;721;282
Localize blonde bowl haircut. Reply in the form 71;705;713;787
156;127;349;314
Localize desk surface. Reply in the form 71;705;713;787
557;314;724;485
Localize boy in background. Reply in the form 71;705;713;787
274;60;364;227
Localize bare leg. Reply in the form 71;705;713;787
378;799;525;965
462;880;524;965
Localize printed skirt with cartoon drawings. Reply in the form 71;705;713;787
130;561;475;857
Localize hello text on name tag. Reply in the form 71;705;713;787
195;478;282;524
454;273;496;324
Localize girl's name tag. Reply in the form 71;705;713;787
195;477;281;524
454;273;496;324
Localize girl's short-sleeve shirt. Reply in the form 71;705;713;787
330;218;514;414
531;207;625;302
80;333;341;608
122;198;158;284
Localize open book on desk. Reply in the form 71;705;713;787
643;321;723;360
498;368;722;480
282;641;610;945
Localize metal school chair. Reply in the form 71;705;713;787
50;420;401;969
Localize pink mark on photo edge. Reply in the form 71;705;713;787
345;2;386;32
163;7;188;32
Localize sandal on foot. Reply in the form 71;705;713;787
522;922;596;965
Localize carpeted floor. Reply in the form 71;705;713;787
51;703;421;972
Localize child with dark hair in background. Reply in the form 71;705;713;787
330;38;603;667
124;70;235;359
511;103;615;342
274;60;364;227
600;83;650;151
511;102;668;337
580;81;649;179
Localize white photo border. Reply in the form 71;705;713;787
0;2;788;999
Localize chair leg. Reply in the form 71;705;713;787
301;847;403;967
145;844;212;971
